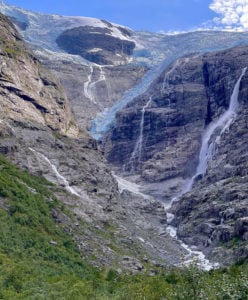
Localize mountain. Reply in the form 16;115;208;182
0;0;248;279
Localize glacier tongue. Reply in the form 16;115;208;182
90;37;248;141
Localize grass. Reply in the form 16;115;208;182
0;154;247;299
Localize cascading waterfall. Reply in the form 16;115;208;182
84;65;108;104
89;66;107;96
161;59;181;92
97;65;106;82
166;67;247;270
161;55;200;94
183;67;247;194
84;65;94;102
29;148;80;197
128;96;152;172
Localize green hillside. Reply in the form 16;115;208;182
0;155;247;299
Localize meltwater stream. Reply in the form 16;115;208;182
128;96;152;171
84;65;107;104
84;65;94;103
29;148;80;197
166;67;247;270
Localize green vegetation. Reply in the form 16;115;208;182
0;37;24;59
0;155;247;299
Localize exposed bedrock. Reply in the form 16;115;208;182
105;46;248;183
56;26;135;65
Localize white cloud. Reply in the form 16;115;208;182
209;0;248;30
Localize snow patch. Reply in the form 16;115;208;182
113;174;151;200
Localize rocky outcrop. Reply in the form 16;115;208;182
0;14;78;137
56;26;135;65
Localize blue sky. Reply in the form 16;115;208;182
4;0;216;32
4;0;248;32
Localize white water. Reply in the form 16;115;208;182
161;55;200;93
97;66;106;82
89;66;107;96
84;65;95;103
29;148;80;197
183;67;247;194
161;59;181;92
84;65;107;104
178;242;219;271
128;97;152;171
166;216;219;270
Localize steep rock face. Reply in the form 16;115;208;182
170;69;248;264
0;13;117;203
105;47;248;183
56;26;135;65
0;14;78;137
3;1;248;267
106;45;248;263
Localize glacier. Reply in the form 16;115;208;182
2;1;248;142
90;30;248;140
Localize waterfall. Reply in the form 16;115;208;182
29;148;80;197
90;54;183;141
183;67;247;193
84;65;95;103
84;65;107;104
128;96;152;171
98;65;106;82
161;59;180;92
165;67;247;270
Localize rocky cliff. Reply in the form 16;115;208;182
170;49;248;264
105;47;248;180
105;45;248;264
0;14;77;137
